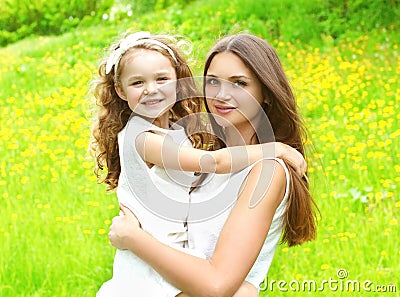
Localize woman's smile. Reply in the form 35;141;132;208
214;104;237;115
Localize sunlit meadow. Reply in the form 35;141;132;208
0;24;398;296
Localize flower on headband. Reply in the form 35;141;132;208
105;31;151;74
105;31;179;75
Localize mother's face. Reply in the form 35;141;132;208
204;52;264;130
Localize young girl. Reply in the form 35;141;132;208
107;33;319;296
91;31;306;296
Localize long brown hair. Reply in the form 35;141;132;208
203;33;319;246
90;33;207;191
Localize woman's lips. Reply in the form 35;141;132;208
214;104;236;114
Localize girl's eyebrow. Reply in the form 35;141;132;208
154;70;172;75
126;70;172;80
126;75;143;80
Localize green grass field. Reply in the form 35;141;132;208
0;4;399;297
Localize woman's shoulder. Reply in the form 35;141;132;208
247;157;289;180
243;157;289;208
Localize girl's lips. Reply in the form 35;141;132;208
214;104;236;115
141;99;165;106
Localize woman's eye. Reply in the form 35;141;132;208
206;77;219;86
234;80;247;87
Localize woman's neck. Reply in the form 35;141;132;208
224;125;258;146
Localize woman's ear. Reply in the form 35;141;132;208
263;98;270;105
114;83;127;101
261;87;271;106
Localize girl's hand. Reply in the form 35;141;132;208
108;204;141;250
273;142;307;176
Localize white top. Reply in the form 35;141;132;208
118;115;197;245
187;157;290;290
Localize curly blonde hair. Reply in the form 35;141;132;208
90;32;209;191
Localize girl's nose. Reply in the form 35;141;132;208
145;81;158;94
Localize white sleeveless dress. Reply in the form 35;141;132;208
187;157;290;291
97;116;201;297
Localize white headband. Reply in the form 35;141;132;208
105;31;179;74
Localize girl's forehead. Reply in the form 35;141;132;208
124;48;169;62
118;50;176;82
122;48;175;71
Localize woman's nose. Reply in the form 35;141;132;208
215;81;232;100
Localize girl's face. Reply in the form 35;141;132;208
205;52;264;132
116;48;177;128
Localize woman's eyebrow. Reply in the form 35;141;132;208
229;74;251;80
206;73;251;80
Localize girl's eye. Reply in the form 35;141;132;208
131;81;143;86
206;77;219;86
234;80;247;87
157;77;169;83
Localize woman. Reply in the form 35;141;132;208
108;33;318;296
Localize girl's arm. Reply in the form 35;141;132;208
109;159;286;297
135;131;306;175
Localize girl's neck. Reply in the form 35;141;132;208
146;113;170;129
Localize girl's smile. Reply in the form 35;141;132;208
140;97;166;106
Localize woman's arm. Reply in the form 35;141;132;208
109;159;286;297
135;131;305;175
176;280;258;297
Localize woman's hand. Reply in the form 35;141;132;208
273;142;307;176
108;204;141;250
